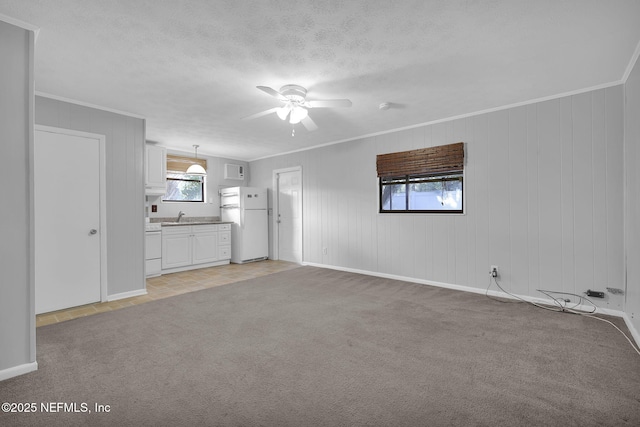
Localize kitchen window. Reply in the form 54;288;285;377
377;142;464;214
163;154;207;202
163;173;205;202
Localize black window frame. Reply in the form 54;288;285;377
379;171;464;214
162;173;205;203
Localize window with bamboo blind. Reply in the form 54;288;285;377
377;142;464;213
163;154;207;202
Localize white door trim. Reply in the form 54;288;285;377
272;166;303;262
35;125;108;302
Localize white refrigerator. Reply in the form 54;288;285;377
220;187;268;263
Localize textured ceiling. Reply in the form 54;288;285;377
2;0;640;160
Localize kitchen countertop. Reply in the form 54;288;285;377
161;221;233;226
148;216;233;227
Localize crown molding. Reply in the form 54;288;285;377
36;91;146;120
250;80;623;162
0;13;40;42
622;38;640;83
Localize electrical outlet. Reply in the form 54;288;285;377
322;247;328;255
490;265;499;278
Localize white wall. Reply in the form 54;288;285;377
624;53;640;333
146;149;249;219
249;85;626;311
0;21;36;378
35;96;146;297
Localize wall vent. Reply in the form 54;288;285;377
224;163;244;180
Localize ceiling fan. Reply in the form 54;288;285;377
243;84;352;132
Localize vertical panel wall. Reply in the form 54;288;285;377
0;21;35;377
35;96;146;297
249;85;625;310
625;55;640;333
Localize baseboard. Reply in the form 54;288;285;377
0;361;38;382
302;262;638;346
621;312;640;349
107;288;147;302
303;261;514;299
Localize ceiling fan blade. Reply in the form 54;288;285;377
301;115;318;131
307;99;352;108
242;107;280;120
256;86;287;101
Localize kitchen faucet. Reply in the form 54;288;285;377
176;211;186;222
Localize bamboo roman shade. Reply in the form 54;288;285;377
376;142;464;177
166;154;207;173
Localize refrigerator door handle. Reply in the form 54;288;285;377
240;209;245;229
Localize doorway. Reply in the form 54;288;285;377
273;167;302;263
34;126;107;314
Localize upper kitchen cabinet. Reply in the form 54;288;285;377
145;144;166;195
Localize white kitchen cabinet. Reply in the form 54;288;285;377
219;229;231;245
162;228;192;269
145;144;166;195
161;224;231;273
218;224;231;261
192;226;218;264
218;245;231;260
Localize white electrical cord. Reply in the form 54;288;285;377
583;314;640;357
486;275;640;357
485;276;569;312
536;289;597;314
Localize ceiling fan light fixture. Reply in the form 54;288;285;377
250;84;351;133
276;105;290;121
186;145;207;176
289;106;308;124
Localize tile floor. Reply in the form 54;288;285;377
36;260;301;327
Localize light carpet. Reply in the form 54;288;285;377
1;266;639;426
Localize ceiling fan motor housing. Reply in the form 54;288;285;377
280;84;307;103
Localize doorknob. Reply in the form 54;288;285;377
89;229;98;235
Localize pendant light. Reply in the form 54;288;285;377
186;145;207;175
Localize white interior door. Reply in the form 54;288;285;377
35;128;103;314
276;169;302;263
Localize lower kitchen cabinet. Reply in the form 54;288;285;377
161;224;231;273
192;228;218;264
162;229;192;269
